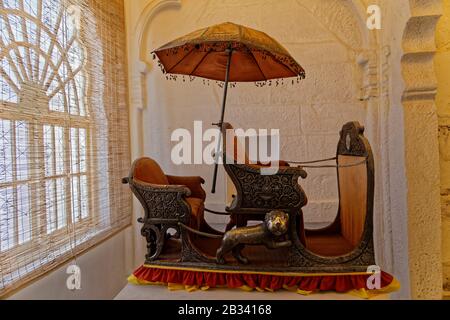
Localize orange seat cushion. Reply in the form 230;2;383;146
185;197;204;230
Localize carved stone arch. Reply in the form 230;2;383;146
399;0;443;299
134;0;182;67
128;0;182;105
297;0;371;49
127;0;182;149
348;0;376;47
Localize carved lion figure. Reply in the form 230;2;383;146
216;210;292;265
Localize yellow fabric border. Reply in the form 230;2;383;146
141;264;372;277
348;278;401;299
127;274;401;299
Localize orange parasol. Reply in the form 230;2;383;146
152;22;305;193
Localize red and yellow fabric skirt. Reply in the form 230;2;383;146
128;264;400;299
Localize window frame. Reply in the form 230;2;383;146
0;107;96;258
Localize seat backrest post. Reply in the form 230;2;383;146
335;122;374;248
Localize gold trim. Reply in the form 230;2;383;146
128;274;401;299
142;264;372;277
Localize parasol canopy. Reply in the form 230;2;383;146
153;22;305;82
152;22;305;193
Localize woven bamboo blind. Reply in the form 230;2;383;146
0;0;131;296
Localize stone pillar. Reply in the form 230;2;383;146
435;0;450;293
401;0;443;299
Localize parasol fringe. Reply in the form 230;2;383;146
153;51;305;88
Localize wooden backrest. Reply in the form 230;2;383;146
338;155;367;246
336;122;373;247
221;122;251;164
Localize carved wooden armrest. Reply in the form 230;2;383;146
128;179;191;223
166;175;206;200
132;179;191;196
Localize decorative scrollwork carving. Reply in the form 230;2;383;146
126;173;194;262
141;224;164;261
180;234;217;264
350;240;376;266
227;164;307;210
337;122;368;157
287;249;317;268
130;181;190;224
141;191;187;220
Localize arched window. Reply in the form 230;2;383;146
1;0;89;249
0;0;130;294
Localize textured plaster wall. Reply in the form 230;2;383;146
435;0;450;292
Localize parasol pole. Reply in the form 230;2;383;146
211;46;233;194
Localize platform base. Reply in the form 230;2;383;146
128;264;400;299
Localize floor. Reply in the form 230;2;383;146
115;283;390;300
